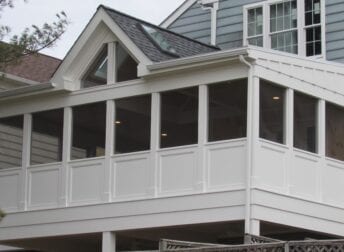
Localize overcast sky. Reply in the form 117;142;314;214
1;0;185;59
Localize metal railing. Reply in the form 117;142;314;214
158;237;344;252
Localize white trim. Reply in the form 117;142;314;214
160;0;198;28
243;0;326;58
0;72;40;86
52;7;152;90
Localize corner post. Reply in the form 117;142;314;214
102;232;116;252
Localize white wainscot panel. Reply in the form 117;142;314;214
289;151;320;200
254;140;288;192
206;140;246;191
322;159;344;207
112;153;151;200
158;146;199;195
69;158;105;205
0;169;20;212
27;164;61;209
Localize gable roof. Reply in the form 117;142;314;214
101;5;219;62
3;53;61;83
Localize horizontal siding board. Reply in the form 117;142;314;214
169;0;344;62
170;21;211;34
326;1;344;61
169;0;260;50
170;14;211;28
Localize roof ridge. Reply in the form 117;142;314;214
98;4;220;51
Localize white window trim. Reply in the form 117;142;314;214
243;0;326;59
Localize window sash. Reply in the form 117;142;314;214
243;0;325;58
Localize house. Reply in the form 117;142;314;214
0;51;61;91
0;0;344;251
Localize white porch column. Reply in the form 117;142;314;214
150;92;160;197
107;42;117;85
19;114;32;211
317;99;326;201
198;84;208;192
103;100;115;202
102;232;116;252
60;107;72;207
285;88;294;147
244;59;260;235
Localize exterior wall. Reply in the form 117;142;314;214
168;0;344;62
168;2;211;45
326;0;344;62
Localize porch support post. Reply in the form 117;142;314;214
104;100;115;202
241;55;260;236
60;107;72;207
150;92;160;197
19;113;32;211
102;231;116;252
198;84;208;192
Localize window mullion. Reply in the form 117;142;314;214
298;0;305;56
264;3;270;48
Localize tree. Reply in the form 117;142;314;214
0;209;4;221
0;0;69;68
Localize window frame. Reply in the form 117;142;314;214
243;0;326;58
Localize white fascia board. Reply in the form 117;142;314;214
160;0;198;28
145;47;250;75
0;72;40;86
0;83;56;100
52;7;152;87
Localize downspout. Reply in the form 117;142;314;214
198;0;219;46
210;1;219;46
239;55;254;240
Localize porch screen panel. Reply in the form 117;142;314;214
31;109;64;165
0;116;23;169
260;80;286;144
72;102;106;160
160;87;198;148
116;43;138;83
208;79;247;142
294;92;317;153
115;95;151;154
326;103;344;161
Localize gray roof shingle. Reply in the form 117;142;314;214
101;5;220;62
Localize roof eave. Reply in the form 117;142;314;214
0;83;58;100
141;47;250;76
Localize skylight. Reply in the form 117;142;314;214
140;24;178;56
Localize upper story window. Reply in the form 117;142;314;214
82;46;108;88
244;0;324;57
247;7;263;47
82;43;138;89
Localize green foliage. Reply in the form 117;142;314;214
0;0;69;67
0;209;5;220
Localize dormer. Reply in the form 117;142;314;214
51;5;218;91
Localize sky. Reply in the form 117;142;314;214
1;0;185;59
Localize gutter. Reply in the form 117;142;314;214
0;72;40;86
146;47;249;73
0;83;55;99
239;55;254;238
